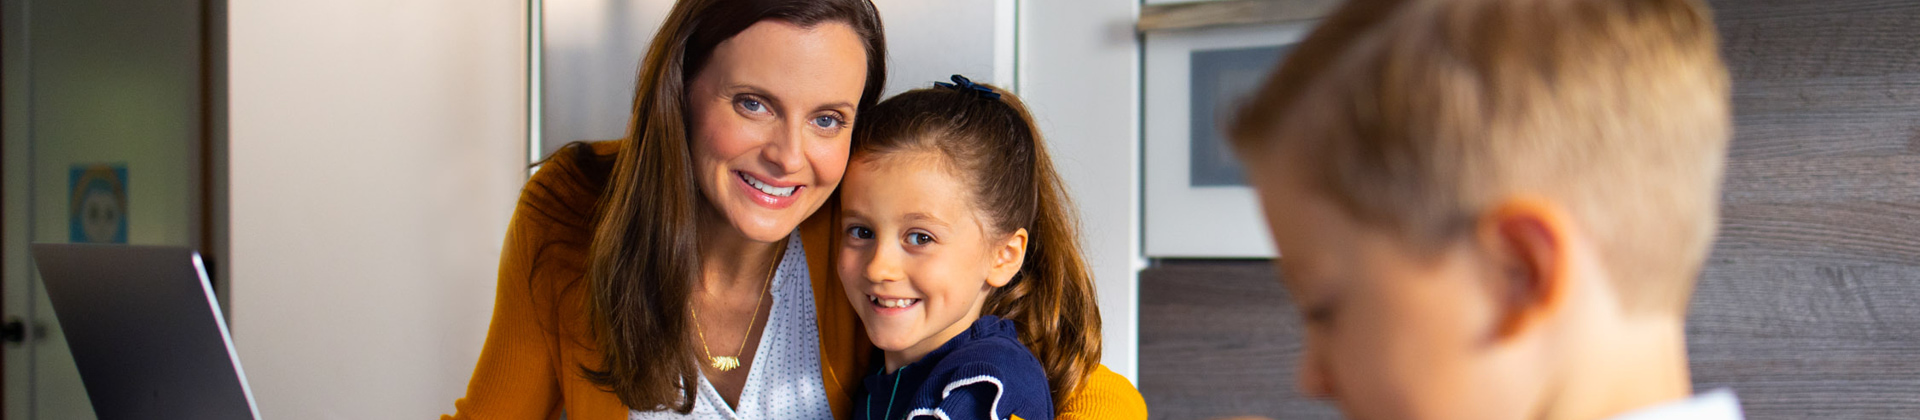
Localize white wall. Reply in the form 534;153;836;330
537;0;675;156
1019;0;1143;382
226;1;527;418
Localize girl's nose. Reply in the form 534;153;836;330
864;244;904;284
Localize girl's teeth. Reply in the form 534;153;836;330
869;296;917;308
741;173;797;197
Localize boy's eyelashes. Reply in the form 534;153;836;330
1301;290;1342;325
1303;304;1336;325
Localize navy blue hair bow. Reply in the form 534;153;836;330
934;74;1001;99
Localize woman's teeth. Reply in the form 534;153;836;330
741;173;796;197
868;295;919;308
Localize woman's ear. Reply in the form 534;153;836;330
1477;198;1576;341
986;228;1029;288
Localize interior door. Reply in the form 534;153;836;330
2;0;208;418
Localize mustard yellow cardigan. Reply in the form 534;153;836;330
443;141;1147;420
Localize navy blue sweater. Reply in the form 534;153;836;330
854;316;1052;420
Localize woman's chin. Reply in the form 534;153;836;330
726;211;806;243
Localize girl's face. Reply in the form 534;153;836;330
836;152;1028;370
688;19;869;243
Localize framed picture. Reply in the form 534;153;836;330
1143;21;1315;258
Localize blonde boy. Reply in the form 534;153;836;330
1230;0;1739;419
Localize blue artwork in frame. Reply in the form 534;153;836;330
1189;45;1291;187
69;163;129;244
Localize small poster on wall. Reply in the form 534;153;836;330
1188;45;1290;187
69;163;128;244
1144;21;1315;258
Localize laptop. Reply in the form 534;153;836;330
30;244;261;420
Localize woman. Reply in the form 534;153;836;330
444;0;1147;418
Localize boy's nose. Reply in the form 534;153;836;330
1296;344;1335;399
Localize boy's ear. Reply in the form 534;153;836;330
986;228;1029;288
1477;198;1575;341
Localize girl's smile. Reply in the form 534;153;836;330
835;151;1027;371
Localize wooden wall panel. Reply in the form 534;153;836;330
1138;1;1920;419
1139;260;1339;420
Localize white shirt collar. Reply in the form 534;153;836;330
1605;389;1744;420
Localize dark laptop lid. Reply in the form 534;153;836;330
30;244;260;420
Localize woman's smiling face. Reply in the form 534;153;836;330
688;19;869;242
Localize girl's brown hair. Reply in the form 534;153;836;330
848;80;1103;402
580;0;885;412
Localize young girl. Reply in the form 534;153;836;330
835;75;1102;420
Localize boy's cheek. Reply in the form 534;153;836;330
1310;327;1403;420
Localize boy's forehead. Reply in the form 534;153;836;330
1248;157;1367;283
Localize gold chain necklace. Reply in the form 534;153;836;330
690;250;778;372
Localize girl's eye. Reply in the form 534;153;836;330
846;226;874;240
811;115;844;130
905;232;935;246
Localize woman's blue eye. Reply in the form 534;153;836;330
812;115;842;129
739;98;767;114
847;226;873;240
906;232;934;246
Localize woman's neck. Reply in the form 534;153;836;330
694;206;785;293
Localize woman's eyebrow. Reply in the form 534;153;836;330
727;84;785;109
813;101;855;114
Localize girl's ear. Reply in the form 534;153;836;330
986;228;1029;288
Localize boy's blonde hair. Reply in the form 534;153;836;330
1231;0;1731;313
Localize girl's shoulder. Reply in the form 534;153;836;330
936;316;1044;376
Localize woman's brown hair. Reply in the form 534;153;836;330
580;0;886;412
847;79;1103;402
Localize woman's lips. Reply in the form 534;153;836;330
736;171;802;210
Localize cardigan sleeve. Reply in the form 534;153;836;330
442;186;563;420
443;145;607;420
1056;365;1149;420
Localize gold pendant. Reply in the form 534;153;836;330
710;356;740;371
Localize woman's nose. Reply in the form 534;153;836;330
760;122;807;175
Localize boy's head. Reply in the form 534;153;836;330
1231;0;1730;418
